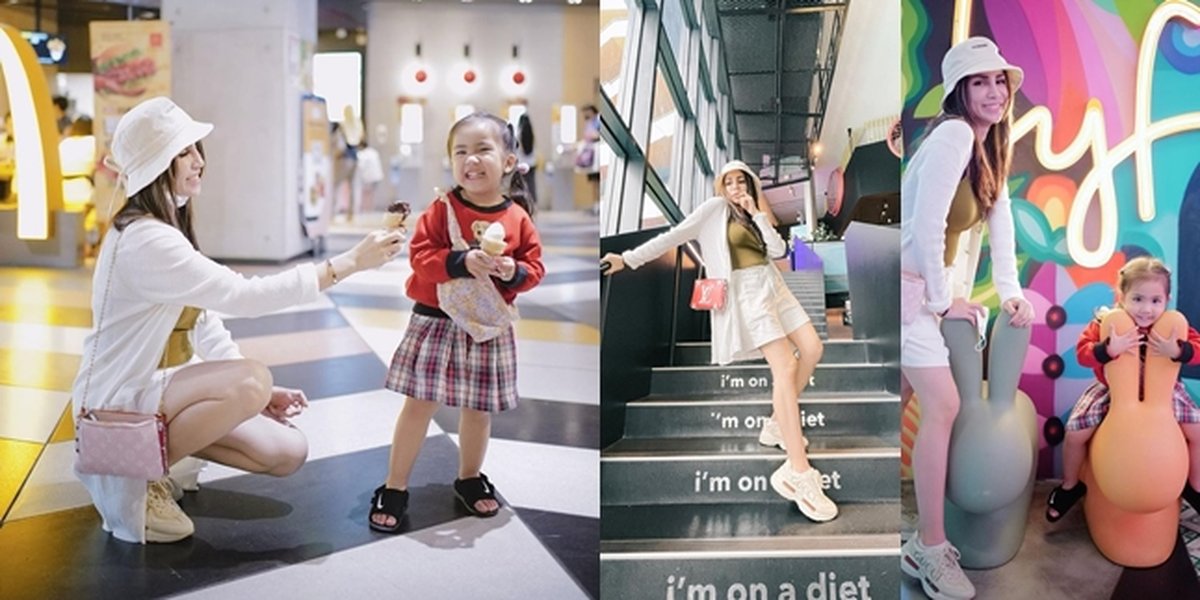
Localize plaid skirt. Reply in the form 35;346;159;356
1066;380;1200;430
385;313;519;412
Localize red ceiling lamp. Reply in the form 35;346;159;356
462;44;477;85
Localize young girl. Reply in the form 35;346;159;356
899;37;1034;600
601;160;836;522
368;113;544;531
1046;257;1200;520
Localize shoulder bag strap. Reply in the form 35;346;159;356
79;230;123;413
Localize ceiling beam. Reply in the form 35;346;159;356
735;109;822;117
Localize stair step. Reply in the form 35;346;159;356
673;339;869;365
624;392;899;438
650;363;889;396
601;503;900;599
602;436;899;505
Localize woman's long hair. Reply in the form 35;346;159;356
112;141;204;250
920;74;1014;216
722;169;766;253
447;112;535;217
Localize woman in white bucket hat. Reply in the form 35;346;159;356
71;97;405;544
899;37;1035;599
602;160;837;522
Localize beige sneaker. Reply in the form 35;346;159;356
145;479;194;543
770;461;837;522
900;536;976;599
757;417;809;450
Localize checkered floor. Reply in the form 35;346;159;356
0;210;599;599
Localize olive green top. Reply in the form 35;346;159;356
158;306;202;369
943;178;982;266
728;219;768;270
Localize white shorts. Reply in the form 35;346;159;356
727;264;811;356
901;307;950;368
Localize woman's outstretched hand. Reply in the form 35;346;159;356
1001;297;1035;328
264;386;309;424
352;229;406;270
601;253;625;275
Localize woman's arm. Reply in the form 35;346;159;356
909;120;975;315
986;183;1026;303
118;220;399;318
621;197;723;270
192;312;242;361
751;212;788;260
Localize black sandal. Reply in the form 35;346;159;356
454;473;501;517
368;485;409;533
1046;482;1087;522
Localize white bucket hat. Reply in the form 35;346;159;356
714;160;764;201
941;37;1024;106
106;96;213;197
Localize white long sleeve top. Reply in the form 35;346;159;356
900;118;1025;315
621;196;788;365
71;218;320;543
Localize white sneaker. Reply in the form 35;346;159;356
757;417;809;450
769;461;837;522
145;479;194;543
900;536;976;600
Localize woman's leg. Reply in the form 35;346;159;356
372;396;440;528
161;359;273;466
760;337;809;470
904;365;960;546
458;408;498;513
193;414;308;476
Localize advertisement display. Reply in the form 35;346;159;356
300;94;332;240
89;20;171;226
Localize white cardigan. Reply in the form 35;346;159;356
900;118;1025;315
621;196;788;365
71;218;320;543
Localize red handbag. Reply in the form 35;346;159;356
689;264;727;311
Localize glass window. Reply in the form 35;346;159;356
600;0;633;111
641;190;667;229
661;0;688;65
648;63;679;187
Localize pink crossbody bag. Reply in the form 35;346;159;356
75;231;170;481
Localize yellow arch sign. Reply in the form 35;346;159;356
0;22;63;240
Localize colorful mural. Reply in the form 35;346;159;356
902;0;1200;477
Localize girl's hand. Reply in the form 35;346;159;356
1148;327;1182;359
490;256;516;281
601;253;625;275
1105;326;1142;359
1001;297;1035;328
943;297;986;326
465;249;495;279
264;386;309;424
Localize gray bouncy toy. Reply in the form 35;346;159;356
941;317;1038;568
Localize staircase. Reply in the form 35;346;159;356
781;269;829;339
600;337;901;599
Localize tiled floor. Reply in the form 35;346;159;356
0;210;599;599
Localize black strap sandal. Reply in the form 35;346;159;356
1046;481;1087;522
454;473;501;517
368;485;409;533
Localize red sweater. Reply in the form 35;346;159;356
1076;311;1200;386
406;189;544;309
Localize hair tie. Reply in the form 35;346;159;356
516;162;530;175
